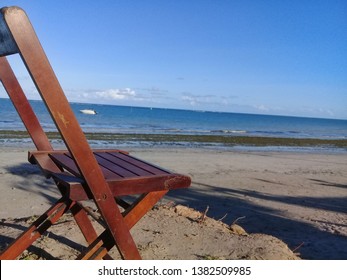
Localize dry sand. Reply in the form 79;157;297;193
0;147;346;260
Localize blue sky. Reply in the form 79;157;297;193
1;0;346;119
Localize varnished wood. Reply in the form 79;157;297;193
29;150;190;200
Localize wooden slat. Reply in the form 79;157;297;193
49;153;81;177
49;153;118;180
32;150;170;179
28;152;62;175
96;152;152;177
89;149;129;155
93;153;139;178
64;153;118;180
30;149;125;155
110;152;170;175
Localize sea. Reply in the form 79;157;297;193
0;98;346;152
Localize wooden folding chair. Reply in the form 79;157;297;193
0;6;191;260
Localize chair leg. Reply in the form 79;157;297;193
70;203;100;244
77;230;114;260
123;190;168;229
70;202;113;260
76;190;168;260
0;198;73;260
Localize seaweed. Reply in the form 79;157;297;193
0;130;346;149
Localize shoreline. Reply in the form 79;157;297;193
0;130;346;153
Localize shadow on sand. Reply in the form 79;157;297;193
166;180;347;260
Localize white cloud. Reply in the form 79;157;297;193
95;88;137;100
66;86;175;106
68;88;144;103
135;87;169;97
181;94;198;106
181;93;236;107
253;104;270;112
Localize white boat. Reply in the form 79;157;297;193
80;109;97;115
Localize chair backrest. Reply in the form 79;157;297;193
0;8;52;150
0;7;140;259
0;6;99;175
0;6;101;177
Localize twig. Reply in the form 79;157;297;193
292;242;304;253
217;213;228;222
231;216;246;225
198;205;209;224
163;201;176;208
83;205;106;228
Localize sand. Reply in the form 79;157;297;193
0;146;346;260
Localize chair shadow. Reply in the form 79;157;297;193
3;162;60;204
166;180;347;260
0;219;86;259
309;178;347;190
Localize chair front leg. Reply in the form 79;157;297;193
123;190;168;229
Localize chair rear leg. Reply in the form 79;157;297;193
70;203;100;243
77;230;115;260
70;202;113;259
0;198;73;260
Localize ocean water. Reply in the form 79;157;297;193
1;98;346;140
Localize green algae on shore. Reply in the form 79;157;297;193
0;130;346;149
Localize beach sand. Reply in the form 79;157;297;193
0;147;346;259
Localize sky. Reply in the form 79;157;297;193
1;0;346;119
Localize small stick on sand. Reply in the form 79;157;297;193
232;216;246;225
198;205;210;224
218;213;228;222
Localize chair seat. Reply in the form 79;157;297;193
29;149;191;201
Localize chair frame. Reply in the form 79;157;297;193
0;6;190;260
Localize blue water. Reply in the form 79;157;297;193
0;98;346;140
